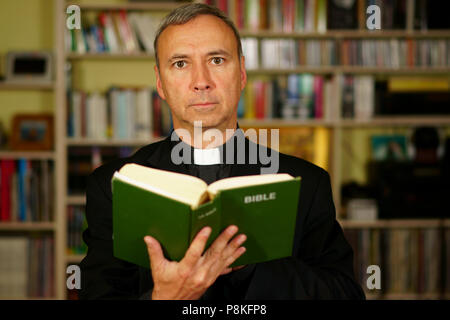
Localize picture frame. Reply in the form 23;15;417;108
5;51;53;85
10;114;54;151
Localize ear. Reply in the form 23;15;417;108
239;55;247;91
154;65;166;100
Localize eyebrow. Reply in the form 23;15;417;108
167;49;232;64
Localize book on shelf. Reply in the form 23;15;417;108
67;86;172;141
67;10;165;54
67;206;87;255
343;227;448;296
209;0;448;32
112;163;301;269
0;236;54;298
0;159;54;223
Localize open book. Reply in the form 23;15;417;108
112;163;301;268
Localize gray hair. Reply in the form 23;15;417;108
153;3;243;69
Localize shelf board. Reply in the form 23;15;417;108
66;254;85;264
0;82;54;90
67;195;86;205
66;138;155;146
366;292;446;300
239;118;334;127
0;222;55;231
239;116;450;128
247;66;450;75
0;151;55;160
66;52;154;60
240;29;450;39
338;219;450;229
338;116;450;127
73;1;188;11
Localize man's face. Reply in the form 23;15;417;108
155;14;247;131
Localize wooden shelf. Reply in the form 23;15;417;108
239;118;334;127
338;219;450;229
66;254;85;264
66;138;157;146
366;292;448;300
240;29;450;39
338;116;450;127
0;151;55;160
73;1;188;11
0;222;55;231
0;82;54;90
247;66;450;75
66;52;154;60
67;195;86;205
239;116;450;128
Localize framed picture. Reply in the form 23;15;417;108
10;114;54;150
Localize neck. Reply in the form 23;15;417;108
173;123;238;149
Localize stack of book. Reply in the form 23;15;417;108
0;160;54;223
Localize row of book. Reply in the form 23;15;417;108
242;37;450;69
208;0;449;31
67;206;87;255
0;236;54;298
66;10;162;54
0;160;54;222
344;228;450;295
67;87;172;140
239;74;375;120
68;147;134;195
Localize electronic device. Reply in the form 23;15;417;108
5;51;53;84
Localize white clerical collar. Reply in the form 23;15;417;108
193;147;221;165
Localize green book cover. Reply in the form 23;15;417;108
112;164;301;269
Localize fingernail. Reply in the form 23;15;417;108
237;234;247;245
228;225;238;234
144;236;153;245
202;227;211;236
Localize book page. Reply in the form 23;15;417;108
207;173;294;197
115;163;208;207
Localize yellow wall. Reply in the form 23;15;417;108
0;0;54;132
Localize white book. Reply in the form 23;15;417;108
135;88;152;140
241;38;259;70
72;91;82;138
261;39;279;69
0;237;29;298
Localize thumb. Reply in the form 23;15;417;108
144;236;164;271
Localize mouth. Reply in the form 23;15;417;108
190;102;218;107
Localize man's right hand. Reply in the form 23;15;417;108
144;225;247;300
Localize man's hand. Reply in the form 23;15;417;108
144;225;247;300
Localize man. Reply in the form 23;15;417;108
79;3;365;300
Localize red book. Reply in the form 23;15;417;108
0;160;15;221
152;92;161;137
254;81;266;119
314;76;323;119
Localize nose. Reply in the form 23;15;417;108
191;63;214;92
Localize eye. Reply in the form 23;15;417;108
174;60;186;69
211;57;224;65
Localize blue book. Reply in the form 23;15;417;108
17;159;28;222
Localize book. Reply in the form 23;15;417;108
112;163;301;269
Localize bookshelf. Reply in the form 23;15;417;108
0;0;440;299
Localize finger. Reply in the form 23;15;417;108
204;225;238;260
144;236;165;271
181;226;211;269
220;267;232;276
221;234;247;258
232;265;246;271
224;246;246;268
